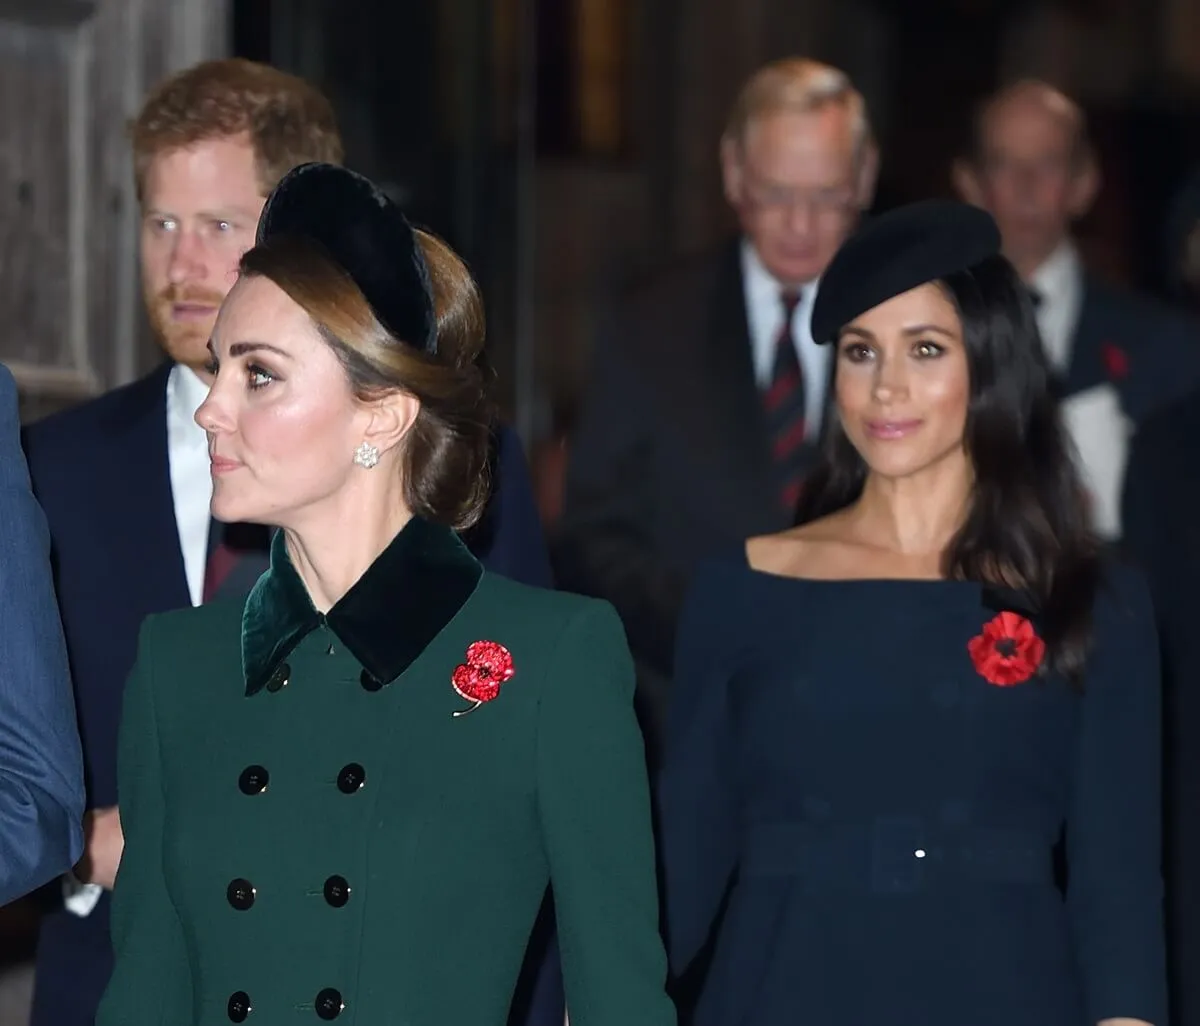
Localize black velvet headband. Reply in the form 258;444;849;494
256;162;438;354
809;199;1002;345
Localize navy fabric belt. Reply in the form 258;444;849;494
740;818;1053;892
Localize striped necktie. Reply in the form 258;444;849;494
203;520;271;603
763;288;808;513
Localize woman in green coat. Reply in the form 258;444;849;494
96;163;675;1026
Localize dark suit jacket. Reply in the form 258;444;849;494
0;362;85;904
96;519;672;1026
556;242;813;745
1059;274;1200;421
24;362;554;1026
1123;387;1200;1026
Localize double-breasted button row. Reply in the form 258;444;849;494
227;875;350;909
237;763;365;795
226;989;344;1021
265;661;390;694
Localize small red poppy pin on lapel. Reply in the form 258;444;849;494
451;640;515;717
1101;341;1129;381
968;612;1045;686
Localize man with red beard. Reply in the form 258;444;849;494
22;58;551;1026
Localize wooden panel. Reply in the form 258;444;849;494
0;9;99;402
92;0;144;390
0;0;231;421
0;0;94;29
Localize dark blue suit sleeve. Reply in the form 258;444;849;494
657;563;739;974
0;363;85;903
1067;565;1167;1024
476;426;553;588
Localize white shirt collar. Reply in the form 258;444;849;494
740;238;820;309
167;363;211;449
1029;238;1081;301
739;239;829;437
1027;238;1084;372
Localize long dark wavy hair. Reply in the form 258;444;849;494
794;253;1101;683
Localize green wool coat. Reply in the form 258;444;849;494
95;517;675;1026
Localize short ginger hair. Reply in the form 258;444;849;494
130;58;344;201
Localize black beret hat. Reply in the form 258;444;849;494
256;162;437;354
809;199;1002;345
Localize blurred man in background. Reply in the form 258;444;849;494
953;79;1200;540
558;58;878;752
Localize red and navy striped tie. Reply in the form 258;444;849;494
202;521;270;603
763;288;807;514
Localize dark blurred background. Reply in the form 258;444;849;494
233;0;1200;446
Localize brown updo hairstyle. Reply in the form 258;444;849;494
238;231;493;530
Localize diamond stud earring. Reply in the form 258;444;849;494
353;441;380;468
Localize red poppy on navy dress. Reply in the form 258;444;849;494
968;612;1045;686
451;640;515;716
1101;341;1129;380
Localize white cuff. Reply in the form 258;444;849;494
62;872;103;917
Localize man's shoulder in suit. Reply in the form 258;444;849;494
1086;274;1199;343
1084;275;1200;418
616;241;739;317
602;241;742;369
1133;384;1200;456
23;365;170;491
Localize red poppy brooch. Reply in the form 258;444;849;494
1101;341;1129;381
968;611;1045;686
451;640;515;717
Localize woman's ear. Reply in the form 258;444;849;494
360;391;421;459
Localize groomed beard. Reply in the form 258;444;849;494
145;283;225;373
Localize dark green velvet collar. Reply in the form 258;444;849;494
241;517;483;696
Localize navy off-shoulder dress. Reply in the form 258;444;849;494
658;555;1167;1026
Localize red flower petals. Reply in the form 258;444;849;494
451;640;515;717
968;612;1045;686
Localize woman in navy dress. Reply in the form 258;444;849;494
658;200;1166;1026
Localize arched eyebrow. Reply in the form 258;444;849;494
207;338;293;360
839;323;957;341
229;342;292;360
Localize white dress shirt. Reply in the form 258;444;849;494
166;364;216;604
64;362;213;916
741;240;830;439
1029;239;1130;539
1029;239;1084;373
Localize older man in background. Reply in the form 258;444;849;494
558;58;879;752
953;79;1200;540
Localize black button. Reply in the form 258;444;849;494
238;766;269;795
315;988;343;1020
227;878;256;911
359;668;385;692
267;663;290;692
336;764;365;794
227;991;251;1022
323;875;351;907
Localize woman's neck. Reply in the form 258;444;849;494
282;484;414;613
845;454;973;557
